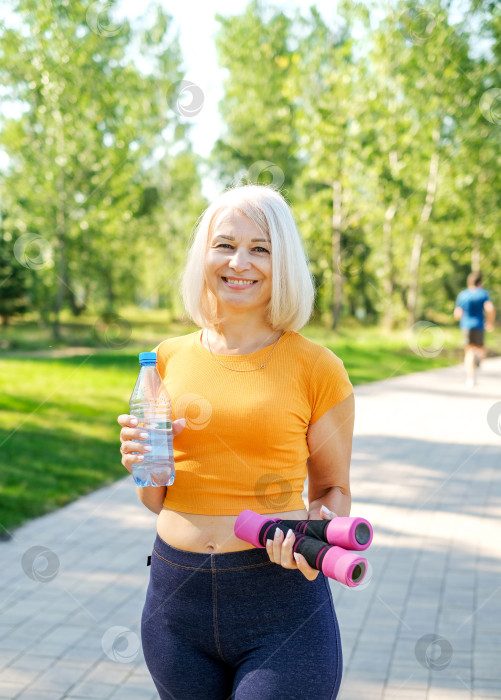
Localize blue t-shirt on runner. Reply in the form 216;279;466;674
455;287;490;329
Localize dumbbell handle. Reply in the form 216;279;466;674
234;510;367;587
278;517;373;551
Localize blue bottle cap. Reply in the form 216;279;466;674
139;352;157;366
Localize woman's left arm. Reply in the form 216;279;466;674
306;392;355;520
266;392;355;581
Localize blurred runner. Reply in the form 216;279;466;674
454;272;495;387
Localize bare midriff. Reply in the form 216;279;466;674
157;506;308;554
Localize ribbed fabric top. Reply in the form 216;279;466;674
154;330;353;515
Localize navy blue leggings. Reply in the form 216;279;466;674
141;534;343;699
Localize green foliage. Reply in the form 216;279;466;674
0;0;205;333
0;227;29;326
210;0;501;327
1;0;500;334
212;0;302;190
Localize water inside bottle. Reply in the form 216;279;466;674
132;419;175;487
133;463;174;487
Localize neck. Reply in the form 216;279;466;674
205;318;281;354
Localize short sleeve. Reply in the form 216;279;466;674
309;347;353;424
152;342;167;380
483;289;490;302
455;291;464;308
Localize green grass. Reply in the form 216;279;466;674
304;324;471;384
0;308;194;353
0;353;137;534
1;314;499;534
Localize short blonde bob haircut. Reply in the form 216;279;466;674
182;185;315;331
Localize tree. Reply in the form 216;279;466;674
0;0;204;338
0;212;29;327
210;0;500;328
211;0;302;191
293;6;367;327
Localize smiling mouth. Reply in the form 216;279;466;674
222;277;258;286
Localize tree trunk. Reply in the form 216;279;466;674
331;180;342;329
407;232;423;326
106;270;115;313
471;236;480;274
53;216;66;341
67;285;87;316
382;202;397;329
52;110;66;342
407;131;440;327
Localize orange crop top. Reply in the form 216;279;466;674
154;330;353;515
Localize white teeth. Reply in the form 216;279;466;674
225;278;255;286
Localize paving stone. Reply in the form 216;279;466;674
37;660;88;689
81;660;131;685
0;683;28;699
472;678;501;695
428;689;472;699
66;681;117;698
383;690;426;700
108;688;157;700
0;652;19;672
0;668;39;686
16;692;66;700
338;675;384;699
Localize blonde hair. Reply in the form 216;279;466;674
182;185;315;331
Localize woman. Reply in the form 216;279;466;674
118;185;355;699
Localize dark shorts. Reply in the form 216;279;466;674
462;328;484;347
141;534;343;700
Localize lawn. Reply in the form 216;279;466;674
1;314;498;533
0;353;136;535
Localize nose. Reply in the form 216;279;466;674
228;246;251;271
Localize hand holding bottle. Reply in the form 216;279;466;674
118;414;185;476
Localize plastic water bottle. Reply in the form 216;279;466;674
129;352;175;487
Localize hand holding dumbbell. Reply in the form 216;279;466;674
234;510;373;588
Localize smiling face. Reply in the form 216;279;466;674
204;208;272;319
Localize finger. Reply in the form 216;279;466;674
272;527;285;562
172;418;186;437
293;552;320;581
121;439;152;456
121;452;142;474
280;529;296;568
320;505;337;520
121;419;185;441
120;427;150;443
265;528;284;563
118;414;138;428
273;528;285;564
122;419;184;441
265;537;275;563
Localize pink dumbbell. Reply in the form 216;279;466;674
234;510;370;588
278;516;372;551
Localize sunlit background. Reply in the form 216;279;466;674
1;0;499;334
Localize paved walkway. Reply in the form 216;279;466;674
1;358;500;700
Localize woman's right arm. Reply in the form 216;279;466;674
118;414;185;514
